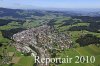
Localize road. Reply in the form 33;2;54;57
30;45;50;66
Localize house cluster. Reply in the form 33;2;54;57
12;25;72;57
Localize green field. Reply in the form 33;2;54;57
13;56;34;66
58;45;100;66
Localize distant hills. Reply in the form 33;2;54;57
0;7;100;19
0;8;45;19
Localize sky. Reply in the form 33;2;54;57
0;0;100;9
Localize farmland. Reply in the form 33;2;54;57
58;45;100;66
50;17;100;66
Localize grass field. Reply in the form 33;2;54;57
13;56;34;66
1;56;34;66
58;49;91;66
76;45;100;66
58;45;100;66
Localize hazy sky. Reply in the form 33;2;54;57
0;0;100;9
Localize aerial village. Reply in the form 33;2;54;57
12;25;72;66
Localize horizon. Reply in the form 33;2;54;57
0;0;100;9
